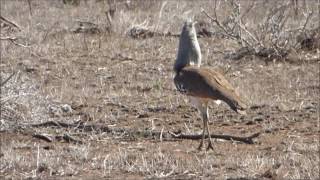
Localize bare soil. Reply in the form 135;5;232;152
1;0;319;179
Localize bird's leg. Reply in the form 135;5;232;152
205;116;214;151
201;105;213;151
197;116;206;150
195;99;212;151
190;97;206;150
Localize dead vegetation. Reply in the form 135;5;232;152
199;0;320;62
0;0;319;179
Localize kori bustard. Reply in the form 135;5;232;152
174;20;247;150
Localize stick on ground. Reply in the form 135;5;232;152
29;121;260;144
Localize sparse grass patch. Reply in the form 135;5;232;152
1;0;319;179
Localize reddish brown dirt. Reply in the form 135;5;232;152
1;1;319;179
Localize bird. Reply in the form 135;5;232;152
173;19;247;150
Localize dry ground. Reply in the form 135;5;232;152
1;0;319;179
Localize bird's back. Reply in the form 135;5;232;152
174;66;247;114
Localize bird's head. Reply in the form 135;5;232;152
181;19;198;41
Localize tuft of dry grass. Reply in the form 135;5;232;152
1;0;319;179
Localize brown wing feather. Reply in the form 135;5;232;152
201;68;236;92
174;66;247;113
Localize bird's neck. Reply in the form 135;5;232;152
174;43;201;72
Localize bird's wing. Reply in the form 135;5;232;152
174;67;209;97
174;67;247;112
174;67;234;98
201;68;236;93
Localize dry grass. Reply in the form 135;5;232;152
1;0;319;179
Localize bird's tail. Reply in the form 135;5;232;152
220;92;247;115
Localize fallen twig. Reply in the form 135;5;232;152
29;121;259;144
0;71;16;86
0;36;17;41
31;121;66;128
0;36;30;48
32;132;82;144
169;132;260;144
41;22;59;42
0;15;21;31
30;120;123;133
32;133;53;142
62;134;83;144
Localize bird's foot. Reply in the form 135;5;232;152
206;140;214;151
197;141;203;150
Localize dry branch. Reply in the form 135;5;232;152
41;22;59;42
202;1;318;61
73;21;102;34
29;121;260;144
201;8;240;42
61;134;83;144
169;132;260;144
30;121;122;133
0;36;30;48
0;15;21;31
0;36;17;41
32;133;53;142
128;20;180;39
0;71;17;87
32;132;82;144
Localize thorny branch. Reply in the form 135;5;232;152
201;0;318;61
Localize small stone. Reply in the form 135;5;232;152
221;122;231;126
278;103;290;112
61;104;73;113
303;104;315;110
137;113;149;118
182;114;191;118
253;116;264;122
265;129;272;133
245;121;255;125
308;109;316;113
48;105;62;117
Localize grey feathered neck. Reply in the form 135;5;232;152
174;20;202;73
